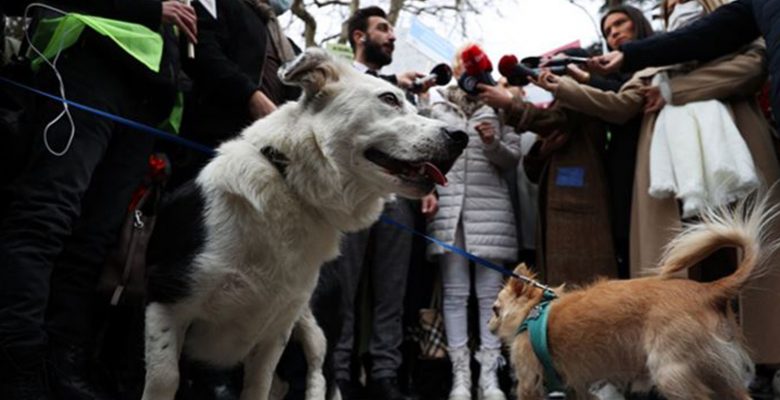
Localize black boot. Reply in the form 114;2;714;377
48;342;112;400
335;378;365;400
369;377;409;400
0;345;50;400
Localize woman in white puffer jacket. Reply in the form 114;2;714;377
426;48;523;400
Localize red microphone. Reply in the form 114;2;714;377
498;55;519;78
461;44;493;76
457;45;497;95
498;54;538;86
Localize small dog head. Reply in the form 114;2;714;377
278;48;468;199
488;263;551;343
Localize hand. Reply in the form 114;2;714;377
538;130;570;158
162;1;198;44
248;90;277;120
475;121;496;145
587;51;624;75
477;83;513;109
396;71;426;90
566;63;590;84
530;69;560;92
421;193;438;218
641;86;666;114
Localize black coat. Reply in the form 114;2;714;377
183;0;299;146
620;0;779;123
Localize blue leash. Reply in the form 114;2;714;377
0;74;539;281
0;75;217;156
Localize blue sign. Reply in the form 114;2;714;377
555;167;585;188
408;18;456;62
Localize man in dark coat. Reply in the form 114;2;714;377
589;0;780;124
167;0;301;188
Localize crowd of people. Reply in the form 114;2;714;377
0;0;779;400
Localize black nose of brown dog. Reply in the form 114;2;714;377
442;128;468;149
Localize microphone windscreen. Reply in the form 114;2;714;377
498;55;519;78
431;63;453;86
461;45;492;76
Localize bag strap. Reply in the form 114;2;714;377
108;187;153;306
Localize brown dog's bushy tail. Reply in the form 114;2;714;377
658;191;779;298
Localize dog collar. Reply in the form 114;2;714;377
516;289;564;393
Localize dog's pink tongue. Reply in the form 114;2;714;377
424;162;447;186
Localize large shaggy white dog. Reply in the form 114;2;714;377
141;48;467;400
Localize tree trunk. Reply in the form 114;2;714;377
292;0;317;47
338;0;362;44
387;0;405;26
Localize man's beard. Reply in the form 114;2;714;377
364;38;392;67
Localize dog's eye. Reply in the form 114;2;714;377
379;92;401;108
492;305;500;316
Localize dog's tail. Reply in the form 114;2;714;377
657;192;779;298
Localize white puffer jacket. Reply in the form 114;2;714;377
426;89;522;262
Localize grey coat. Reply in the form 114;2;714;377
426;91;522;262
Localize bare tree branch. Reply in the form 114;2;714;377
292;0;318;47
387;0;405;26
318;32;342;46
338;0;360;44
312;0;350;7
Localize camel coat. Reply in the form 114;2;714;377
555;41;780;363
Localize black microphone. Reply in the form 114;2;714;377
411;63;453;93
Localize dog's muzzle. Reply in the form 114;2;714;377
441;128;469;150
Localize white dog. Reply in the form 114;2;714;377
141;48;467;400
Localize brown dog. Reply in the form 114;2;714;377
489;201;776;400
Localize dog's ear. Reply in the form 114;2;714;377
278;47;340;96
509;277;526;296
510;263;537;296
513;263;533;278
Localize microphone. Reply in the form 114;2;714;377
411;63;453;93
458;44;496;96
498;55;538;87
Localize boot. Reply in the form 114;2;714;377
773;369;779;398
474;348;505;400
448;346;471;400
368;377;408;400
48;342;113;400
0;345;50;400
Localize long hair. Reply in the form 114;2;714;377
600;5;655;50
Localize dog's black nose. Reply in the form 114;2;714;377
442;128;468;148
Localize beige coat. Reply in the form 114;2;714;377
555;41;780;363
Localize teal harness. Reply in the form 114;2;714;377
516;289;564;392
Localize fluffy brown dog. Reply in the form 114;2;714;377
489;201;776;400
